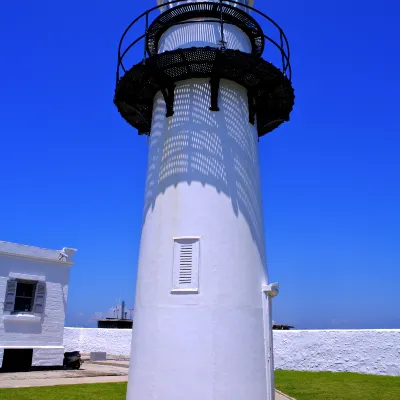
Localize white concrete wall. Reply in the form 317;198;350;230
64;328;132;356
273;330;400;377
64;328;400;376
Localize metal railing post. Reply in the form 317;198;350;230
279;30;285;76
219;0;226;50
143;12;149;64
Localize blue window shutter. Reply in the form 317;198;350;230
34;281;46;313
4;279;17;312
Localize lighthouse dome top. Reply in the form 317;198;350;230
157;0;254;13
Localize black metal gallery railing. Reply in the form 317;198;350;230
116;0;291;86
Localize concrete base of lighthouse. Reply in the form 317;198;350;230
127;78;272;400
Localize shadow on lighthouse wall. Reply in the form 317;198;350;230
143;78;267;267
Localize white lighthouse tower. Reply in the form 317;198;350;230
114;1;294;399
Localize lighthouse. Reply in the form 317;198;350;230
114;1;294;399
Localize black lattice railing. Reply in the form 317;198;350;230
116;0;291;86
114;0;294;136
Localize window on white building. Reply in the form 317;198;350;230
14;281;36;312
4;279;46;313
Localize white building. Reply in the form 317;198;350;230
114;0;293;398
0;241;76;370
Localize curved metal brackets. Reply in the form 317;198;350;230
248;91;256;125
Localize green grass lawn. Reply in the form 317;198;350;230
0;383;127;400
275;370;400;400
0;372;399;400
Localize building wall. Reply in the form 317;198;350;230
32;347;65;367
64;328;400;376
0;252;71;349
64;327;132;356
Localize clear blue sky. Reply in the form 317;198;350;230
0;0;399;329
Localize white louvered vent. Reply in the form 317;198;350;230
171;237;200;294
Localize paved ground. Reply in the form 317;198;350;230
0;358;295;398
87;360;130;368
0;362;128;388
276;389;296;400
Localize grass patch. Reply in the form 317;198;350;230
0;372;399;400
0;382;127;400
275;370;400;400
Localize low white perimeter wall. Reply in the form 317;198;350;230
64;327;132;356
274;330;400;376
64;328;400;376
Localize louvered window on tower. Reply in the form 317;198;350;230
171;238;200;294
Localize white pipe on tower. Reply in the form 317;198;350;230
127;1;277;400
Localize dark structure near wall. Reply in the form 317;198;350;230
97;301;133;329
273;324;294;330
97;318;133;329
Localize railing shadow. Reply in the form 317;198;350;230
144;78;267;268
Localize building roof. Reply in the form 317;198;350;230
0;241;77;265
